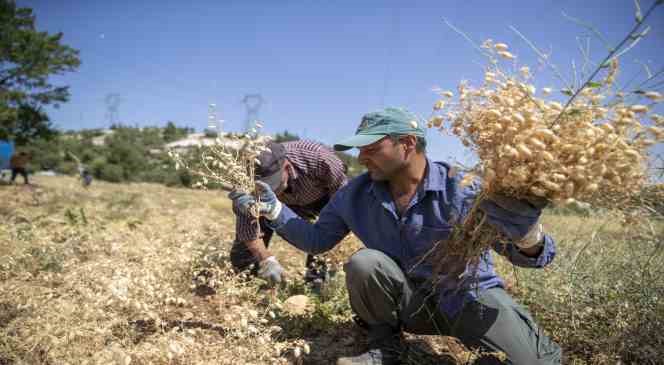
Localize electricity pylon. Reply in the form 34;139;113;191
241;94;264;133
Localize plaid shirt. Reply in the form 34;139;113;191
234;140;347;242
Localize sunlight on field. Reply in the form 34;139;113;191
496;212;663;364
0;177;363;365
1;176;662;364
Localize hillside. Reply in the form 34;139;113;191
1;177;662;364
17;126;364;189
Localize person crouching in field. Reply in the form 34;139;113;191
10;151;31;185
229;140;348;287
230;108;562;365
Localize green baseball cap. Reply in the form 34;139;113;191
334;107;425;151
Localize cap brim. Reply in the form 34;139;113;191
333;134;386;151
258;169;283;191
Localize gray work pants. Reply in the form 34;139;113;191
344;249;562;365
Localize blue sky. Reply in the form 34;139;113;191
20;0;664;164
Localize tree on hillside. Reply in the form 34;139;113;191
273;130;300;143
8;104;58;144
335;151;365;178
163;121;190;142
0;0;80;144
104;127;148;181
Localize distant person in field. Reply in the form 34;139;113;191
230;108;561;365
68;152;92;187
229;140;348;287
79;165;93;187
10;151;31;185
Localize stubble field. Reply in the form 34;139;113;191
1;176;661;364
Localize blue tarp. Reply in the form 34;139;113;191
0;140;15;170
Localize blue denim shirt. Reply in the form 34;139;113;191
269;159;556;316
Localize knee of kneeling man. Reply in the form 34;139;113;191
344;249;389;278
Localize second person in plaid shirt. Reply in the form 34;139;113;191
230;139;348;285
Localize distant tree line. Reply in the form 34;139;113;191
19;126;363;186
23;122;194;186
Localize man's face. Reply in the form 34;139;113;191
358;136;408;181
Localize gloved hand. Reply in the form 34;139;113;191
228;181;283;220
258;256;284;285
479;194;547;248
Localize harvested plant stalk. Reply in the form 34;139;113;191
428;38;664;277
168;126;270;220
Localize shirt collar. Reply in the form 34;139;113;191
422;158;447;192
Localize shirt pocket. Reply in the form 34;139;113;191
403;223;452;267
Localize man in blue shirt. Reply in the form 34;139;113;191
230;108;561;365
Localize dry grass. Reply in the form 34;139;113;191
0;176;367;365
495;212;664;364
1;176;662;364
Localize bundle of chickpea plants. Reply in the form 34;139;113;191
168;125;269;212
427;13;664;276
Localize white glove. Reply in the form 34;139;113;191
258;256;284;285
516;223;544;249
228;181;283;221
